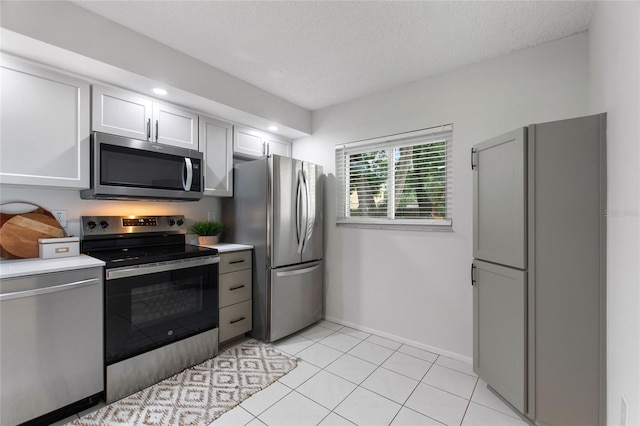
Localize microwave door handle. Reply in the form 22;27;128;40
182;158;193;191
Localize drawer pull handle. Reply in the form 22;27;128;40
229;259;246;265
230;316;246;325
229;285;246;291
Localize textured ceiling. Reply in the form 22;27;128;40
71;1;594;111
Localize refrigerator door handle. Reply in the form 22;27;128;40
302;169;313;252
276;264;320;277
296;169;305;254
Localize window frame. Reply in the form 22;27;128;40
335;125;453;231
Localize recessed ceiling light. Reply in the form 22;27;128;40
268;125;278;131
152;88;168;96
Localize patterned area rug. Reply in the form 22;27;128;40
70;339;298;426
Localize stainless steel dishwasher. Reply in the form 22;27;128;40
0;266;104;426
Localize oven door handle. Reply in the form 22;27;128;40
106;256;220;280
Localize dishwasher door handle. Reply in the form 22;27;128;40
0;278;100;301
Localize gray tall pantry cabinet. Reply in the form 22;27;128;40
472;114;606;426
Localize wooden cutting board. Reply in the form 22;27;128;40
0;209;65;259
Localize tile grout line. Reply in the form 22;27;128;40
224;321;482;426
458;375;481;425
390;353;443;425
290;323;472;425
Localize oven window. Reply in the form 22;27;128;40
131;281;202;325
105;263;218;365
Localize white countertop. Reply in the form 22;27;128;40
0;255;105;280
198;243;253;253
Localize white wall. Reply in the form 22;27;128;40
294;34;590;358
0;186;222;242
589;2;640;425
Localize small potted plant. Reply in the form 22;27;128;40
191;221;224;245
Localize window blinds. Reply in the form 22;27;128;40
335;125;453;230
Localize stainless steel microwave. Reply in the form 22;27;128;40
81;132;203;201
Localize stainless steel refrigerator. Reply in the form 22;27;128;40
223;155;323;342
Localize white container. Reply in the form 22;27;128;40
38;237;79;259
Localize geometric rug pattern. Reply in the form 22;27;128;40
69;339;298;426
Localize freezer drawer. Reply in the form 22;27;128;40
473;260;526;413
219;299;253;342
270;260;323;342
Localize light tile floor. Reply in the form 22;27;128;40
213;320;529;426
54;320;528;426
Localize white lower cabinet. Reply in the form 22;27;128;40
0;54;90;189
218;250;253;343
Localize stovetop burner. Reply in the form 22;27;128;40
80;215;218;267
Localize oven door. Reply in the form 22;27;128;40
104;256;219;365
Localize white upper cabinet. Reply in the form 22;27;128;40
234;126;265;158
153;102;198;150
92;85;198;150
0;54;90;189
199;114;233;197
265;133;292;157
233;125;291;158
92;85;152;141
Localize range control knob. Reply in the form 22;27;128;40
176;218;184;226
86;221;97;229
99;220;109;229
168;218;176;226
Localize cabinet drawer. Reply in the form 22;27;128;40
219;269;252;308
219;300;252;342
219;250;252;274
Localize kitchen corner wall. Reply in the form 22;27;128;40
0;186;222;241
589;2;640;426
293;33;590;358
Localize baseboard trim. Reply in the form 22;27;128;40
323;315;473;364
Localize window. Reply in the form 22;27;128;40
335;125;453;230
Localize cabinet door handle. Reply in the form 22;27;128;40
230;316;246;325
471;148;476;170
146;118;151;140
471;263;476;286
229;259;245;265
155;120;159;142
229;285;246;291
